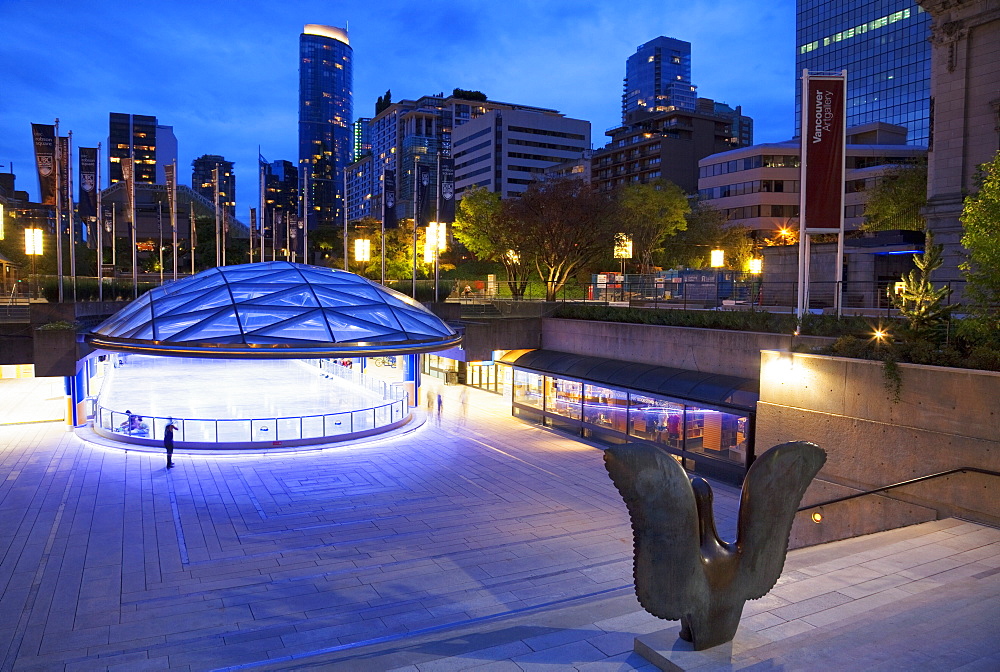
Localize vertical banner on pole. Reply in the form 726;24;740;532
797;70;846;320
31;123;56;205
383;169;396;228
78;147;97;222
438;157;455;223
415;164;431;227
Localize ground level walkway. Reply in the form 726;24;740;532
0;377;997;671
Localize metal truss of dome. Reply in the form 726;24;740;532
86;262;462;358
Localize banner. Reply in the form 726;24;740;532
438;157;455;223
801;75;845;232
31;124;56;205
78;147;98;220
58;136;70;206
383;169;397;228
415;164;430;226
164;163;175;196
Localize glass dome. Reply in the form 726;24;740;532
86;262;461;358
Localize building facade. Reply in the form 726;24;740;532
795;1;931;145
191;155;235;219
345;154;374;222
356;94;581;224
622;36;697;122
453;108;590;199
353;117;372;163
298;24;353;230
697;122;925;236
107;113;177;185
592;98;753;195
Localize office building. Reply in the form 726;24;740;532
622;36;697;123
592;98;753;194
353;118;372;163
191;155;235;219
696;122;925;236
345;154;373;222
362;93;579;223
107;113;177;185
299;24;353;230
453;108;590;198
795;1;930;145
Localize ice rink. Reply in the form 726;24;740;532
95;355;389;421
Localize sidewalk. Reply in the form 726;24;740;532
0;377;996;671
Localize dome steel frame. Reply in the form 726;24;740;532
85;262;461;358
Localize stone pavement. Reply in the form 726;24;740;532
0;376;997;671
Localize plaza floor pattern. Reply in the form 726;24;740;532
0;377;997;671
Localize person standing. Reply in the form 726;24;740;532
164;419;178;469
436;393;443;426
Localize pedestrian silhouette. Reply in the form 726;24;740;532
436;393;443;426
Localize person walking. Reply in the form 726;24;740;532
164;419;178;469
436;392;443;426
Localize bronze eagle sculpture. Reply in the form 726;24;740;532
604;441;825;650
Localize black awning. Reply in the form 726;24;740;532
504;349;758;412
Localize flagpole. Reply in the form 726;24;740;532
412;156;418;298
68;131;77;301
97;142;103;302
171;159;178;281
189;202;196;275
258;149;264;264
130;156;137;299
380;171;386;286
111;207;116;272
55;118;64;302
158;201;163;285
214;165;221;267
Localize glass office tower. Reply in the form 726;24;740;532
298;24;353;229
622;36;697;123
795;1;930;145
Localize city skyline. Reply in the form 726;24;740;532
1;0;796;220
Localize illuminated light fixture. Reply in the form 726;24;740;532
613;233;632;259
893;281;906;296
506;249;520;264
873;328;888;342
748;258;763;274
354;238;371;262
811;512;823;523
710;249;725;268
0;202;4;240
25;228;43;255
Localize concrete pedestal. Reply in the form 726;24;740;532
634;624;773;671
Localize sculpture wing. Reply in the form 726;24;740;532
735;441;826;600
604;444;702;620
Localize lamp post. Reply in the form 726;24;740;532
354;237;371;275
25;228;43;300
425;222;446;302
749;257;763;308
614;233;632;301
711;248;725;308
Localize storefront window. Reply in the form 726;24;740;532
628;394;683;449
583;384;628;432
513;370;543;409
545;377;582;420
685;406;748;466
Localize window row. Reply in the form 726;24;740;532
512;371;749;467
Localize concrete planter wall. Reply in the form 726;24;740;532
756;350;1000;546
542;318;832;378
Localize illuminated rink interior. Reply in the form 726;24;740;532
96;355;389;429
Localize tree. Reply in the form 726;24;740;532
660;201;751;270
959;151;1000;334
507;179;619;301
452;88;487;102
861;161;927;232
453;187;530;298
375;89;392;115
893;231;953;341
617;179;690;273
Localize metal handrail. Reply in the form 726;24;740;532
798;467;1000;511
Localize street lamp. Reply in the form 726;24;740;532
710;249;725;308
748;258;763;307
25;228;43;299
425;222;447;302
354;238;371;269
613;233;632;301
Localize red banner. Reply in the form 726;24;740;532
802;76;845;232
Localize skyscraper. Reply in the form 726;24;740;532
795;1;930;145
108;113;177;185
192;155;235;218
622;36;697;123
298;24;353;230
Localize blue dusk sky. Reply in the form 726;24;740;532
0;0;796;219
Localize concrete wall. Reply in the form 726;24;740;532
756;350;1000;546
541;318;832;379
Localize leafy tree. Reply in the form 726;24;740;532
660;201;751;270
452;88;487;101
507;178;618;300
375;89;392;115
453;187;530;298
959;151;1000;336
893;231;953;341
617;179;689;273
861;161;927;232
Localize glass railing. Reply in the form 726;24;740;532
93;360;409;446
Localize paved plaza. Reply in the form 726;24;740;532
0;376;998;671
